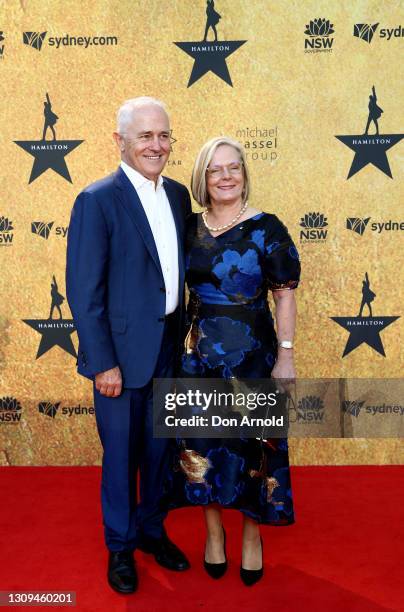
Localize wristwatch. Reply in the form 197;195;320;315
278;340;294;349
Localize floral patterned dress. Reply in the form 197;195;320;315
169;212;300;525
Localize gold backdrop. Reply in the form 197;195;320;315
0;0;403;465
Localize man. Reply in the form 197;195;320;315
66;97;191;594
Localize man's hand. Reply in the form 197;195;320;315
95;366;122;397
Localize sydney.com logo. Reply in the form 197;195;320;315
23;31;118;51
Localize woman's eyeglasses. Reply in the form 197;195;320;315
206;162;243;178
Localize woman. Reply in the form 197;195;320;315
169;137;300;586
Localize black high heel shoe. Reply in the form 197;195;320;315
204;527;227;579
240;537;263;586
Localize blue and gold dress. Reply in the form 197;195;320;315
170;211;300;525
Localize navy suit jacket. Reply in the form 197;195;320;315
66;166;192;388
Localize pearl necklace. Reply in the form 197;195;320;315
202;201;249;233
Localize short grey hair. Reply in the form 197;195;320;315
191;136;251;208
116;96;168;133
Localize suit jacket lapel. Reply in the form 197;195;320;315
114;167;163;277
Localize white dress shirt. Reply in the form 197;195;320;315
120;161;179;314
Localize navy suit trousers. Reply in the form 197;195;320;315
94;313;177;552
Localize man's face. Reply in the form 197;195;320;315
115;105;171;182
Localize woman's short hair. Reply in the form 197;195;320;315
191;136;250;207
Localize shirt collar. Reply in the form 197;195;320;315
120;160;164;191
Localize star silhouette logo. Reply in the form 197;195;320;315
14;139;83;183
174;2;246;87
336;86;403;179
335;134;403;179
174;41;246;87
330;315;399;357
330;272;399;357
23;318;77;358
23;276;77;359
14;92;84;183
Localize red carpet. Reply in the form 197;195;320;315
0;466;402;612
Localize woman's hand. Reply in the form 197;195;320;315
271;289;297;396
271;349;295;396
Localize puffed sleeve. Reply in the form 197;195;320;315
263;214;300;290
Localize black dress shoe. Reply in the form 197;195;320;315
138;532;190;571
108;550;138;594
204;527;227;579
240;537;264;586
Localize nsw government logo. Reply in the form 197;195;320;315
304;18;335;53
14;93;84;184
299;213;328;243
289;396;325;424
23;275;77;360
174;0;246;87
335;85;404;179
0;397;22;424
0;217;14;247
330;272;399;357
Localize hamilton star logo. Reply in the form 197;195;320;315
335;85;404;178
174;0;246;87
14;92;84;183
23;275;77;359
330;272;399;357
